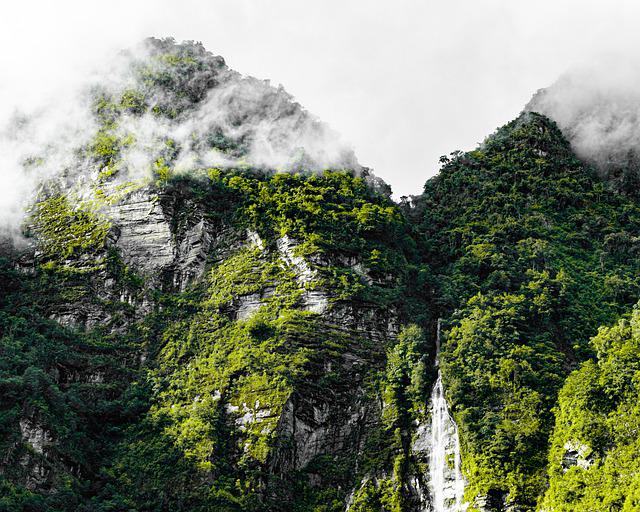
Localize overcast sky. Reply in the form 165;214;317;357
1;1;639;197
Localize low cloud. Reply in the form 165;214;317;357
526;60;640;172
0;37;358;236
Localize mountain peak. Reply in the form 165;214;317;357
525;66;640;195
0;38;362;234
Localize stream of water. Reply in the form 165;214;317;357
428;319;467;512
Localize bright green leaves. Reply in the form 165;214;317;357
442;291;564;506
348;325;429;512
384;324;429;417
417;112;640;509
153;157;172;184
89;128;135;181
152;246;313;472
119;89;148;114
30;194;110;262
542;307;640;511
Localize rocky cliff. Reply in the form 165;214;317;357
1;164;433;511
2;38;640;512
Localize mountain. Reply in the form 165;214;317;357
414;112;640;510
525;72;640;198
1;38;640;512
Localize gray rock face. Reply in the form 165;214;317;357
233;287;275;320
561;440;593;471
18;419;52;490
329;303;400;344
173;217;214;290
276;235;330;314
109;190;174;274
234;292;263;320
271;377;376;474
109;189;214;291
264;238;403;500
47;187;219;330
473;492;523;512
410;420;435;512
46;264;128;331
19;419;52;456
301;290;329;314
277;235;315;284
31;183;406;507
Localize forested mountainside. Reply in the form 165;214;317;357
413;113;640;510
1;38;640;512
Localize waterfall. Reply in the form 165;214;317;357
429;319;467;512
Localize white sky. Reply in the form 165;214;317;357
1;0;639;197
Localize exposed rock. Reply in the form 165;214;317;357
247;230;265;250
109;190;174;276
277;235;315;284
19;456;49;491
328;303;400;344
19;419;52;456
173;217;214;290
561;440;594;471
235;293;263;320
272;389;373;472
474;491;523;512
234;287;275;320
16;419;54;490
301;290;329;314
233;401;273;430
109;189;215;291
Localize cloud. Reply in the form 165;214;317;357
526;60;640;172
0;86;98;238
0;37;358;235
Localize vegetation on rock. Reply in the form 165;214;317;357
415;112;640;509
2;38;640;512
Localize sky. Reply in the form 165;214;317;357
1;1;640;197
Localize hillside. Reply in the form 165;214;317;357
1;38;640;512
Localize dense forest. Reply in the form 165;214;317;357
1;38;639;511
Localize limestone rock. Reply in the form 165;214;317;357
561;440;594;471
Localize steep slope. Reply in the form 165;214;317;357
540;307;640;511
0;38;437;512
2;169;435;512
413;112;640;510
4;36;640;512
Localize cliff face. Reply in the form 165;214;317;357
3;38;640;512
0;38;429;511
2;167;434;511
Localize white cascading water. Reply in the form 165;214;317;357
429;319;467;512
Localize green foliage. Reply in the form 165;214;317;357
540;306;640;511
30;194;110;262
385;324;429;417
65;169;417;510
442;292;563;505
119;89;148;114
0;256;144;511
349;478;403;512
153;157;173;183
417;112;640;508
1;37;427;511
10;88;640;512
346;325;430;512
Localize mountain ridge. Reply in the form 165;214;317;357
1;39;640;512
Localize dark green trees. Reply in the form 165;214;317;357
540;307;640;511
415;112;640;509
